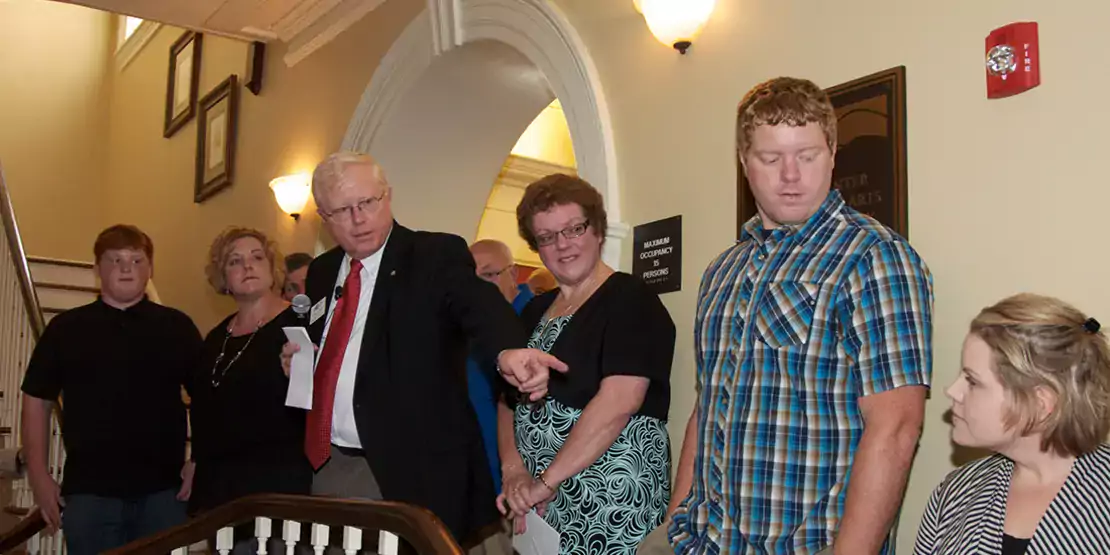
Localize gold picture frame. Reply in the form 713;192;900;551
164;31;202;138
194;75;239;203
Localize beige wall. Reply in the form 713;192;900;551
552;0;1110;550
0;0;111;260
101;0;424;333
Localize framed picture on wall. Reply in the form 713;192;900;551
164;31;203;138
194;75;239;203
736;66;909;238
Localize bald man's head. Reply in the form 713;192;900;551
470;239;517;303
527;267;557;295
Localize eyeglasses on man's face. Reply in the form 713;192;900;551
319;191;387;225
478;265;513;282
534;221;590;248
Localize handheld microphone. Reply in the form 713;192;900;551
334;285;344;300
291;294;312;320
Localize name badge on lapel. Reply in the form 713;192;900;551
310;298;326;325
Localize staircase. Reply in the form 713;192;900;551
0;257;87;554
2;258;169;554
0;258;98;526
0;165;55;554
26;258;98;324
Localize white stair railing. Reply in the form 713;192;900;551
103;494;463;555
0;162;66;553
0;198;37;508
161;518;394;555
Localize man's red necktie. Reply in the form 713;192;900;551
305;258;363;469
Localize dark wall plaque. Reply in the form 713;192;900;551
736;66;909;238
633;215;681;295
246;41;265;96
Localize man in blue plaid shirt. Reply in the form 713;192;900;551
641;77;934;555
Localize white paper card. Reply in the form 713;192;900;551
283;326;315;409
512;511;559;555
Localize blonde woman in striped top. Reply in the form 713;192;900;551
914;293;1110;555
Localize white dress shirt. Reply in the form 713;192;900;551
318;236;389;448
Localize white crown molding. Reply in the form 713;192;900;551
492;156;576;209
499;155;576;188
604;221;631;271
281;0;388;67
608;221;631;239
115;20;162;72
238;26;280;41
428;0;464;55
342;0;626;267
273;0;344;42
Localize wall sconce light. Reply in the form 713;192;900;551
633;0;717;55
269;173;311;221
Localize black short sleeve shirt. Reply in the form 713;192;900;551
21;298;202;497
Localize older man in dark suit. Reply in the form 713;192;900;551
282;152;563;546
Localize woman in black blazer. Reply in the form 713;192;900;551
189;228;312;513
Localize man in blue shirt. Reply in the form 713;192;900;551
468;239;533;493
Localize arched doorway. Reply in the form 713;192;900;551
340;0;628;266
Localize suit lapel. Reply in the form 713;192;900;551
307;248;344;343
360;223;412;358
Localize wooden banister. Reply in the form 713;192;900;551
0;510;45;554
105;494;465;555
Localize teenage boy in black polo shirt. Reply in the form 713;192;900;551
21;225;202;555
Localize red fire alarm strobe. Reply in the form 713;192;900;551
986;22;1040;99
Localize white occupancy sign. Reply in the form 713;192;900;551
282;326;315;409
632;215;682;294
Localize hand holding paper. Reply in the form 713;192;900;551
512;510;559;555
282;327;315;409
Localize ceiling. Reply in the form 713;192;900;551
52;0;389;62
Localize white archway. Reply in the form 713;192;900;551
340;0;629;266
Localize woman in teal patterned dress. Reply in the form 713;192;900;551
496;174;676;555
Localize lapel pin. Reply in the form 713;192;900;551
390;270;396;276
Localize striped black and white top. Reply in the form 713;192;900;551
914;444;1110;554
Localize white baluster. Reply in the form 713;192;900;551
255;517;273;555
283;520;302;555
216;526;235;555
378;531;399;555
171;547;190;555
310;523;329;555
342;526;362;555
28;532;40;555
